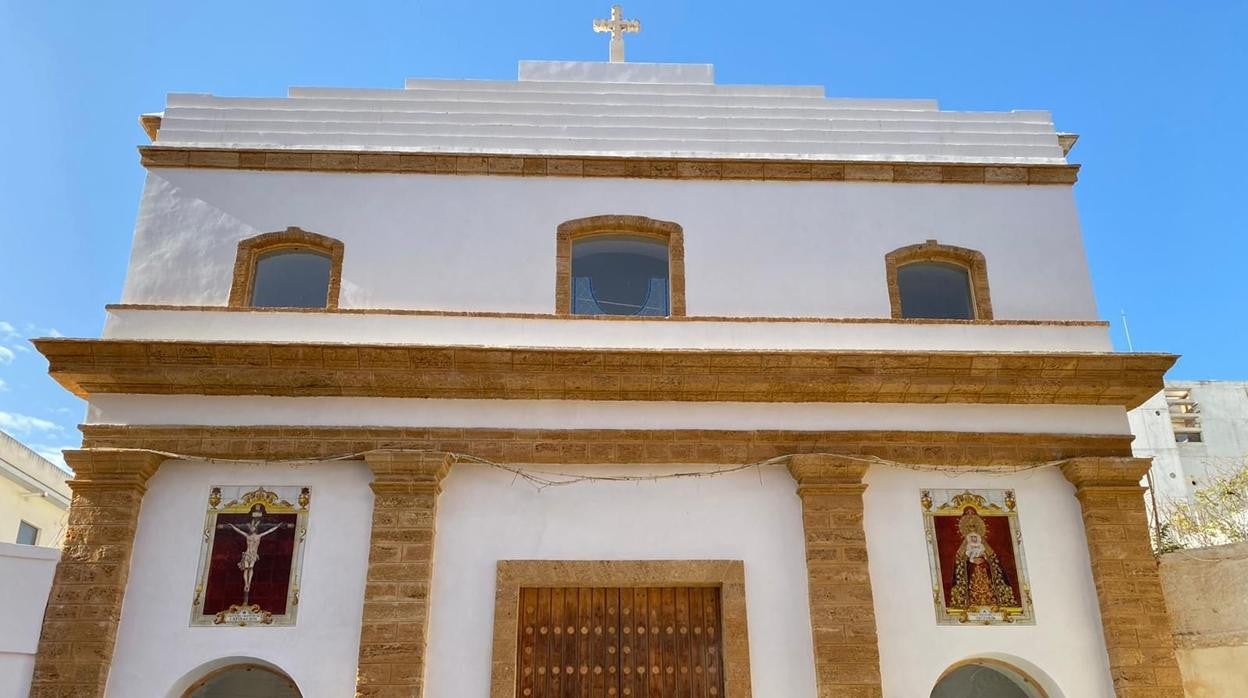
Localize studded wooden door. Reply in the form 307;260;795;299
517;586;725;698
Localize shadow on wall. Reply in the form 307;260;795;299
167;656;301;698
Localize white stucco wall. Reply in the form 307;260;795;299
0;541;58;698
123;170;1099;321
865;465;1113;697
427;462;818;697
106;460;375;698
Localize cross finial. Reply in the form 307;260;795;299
593;5;641;63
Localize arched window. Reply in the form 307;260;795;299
228;228;344;309
183;663;301;698
886;240;992;320
555;215;686;317
931;659;1049;698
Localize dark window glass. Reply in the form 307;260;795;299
17;520;39;546
571;235;669;316
251;250;332;308
897;262;975;319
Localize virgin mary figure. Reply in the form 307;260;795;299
948;507;1018;609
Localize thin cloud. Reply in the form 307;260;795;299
30;444;74;472
0;377;7;392
0;411;62;435
0;346;14;364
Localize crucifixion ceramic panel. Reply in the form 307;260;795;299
190;485;310;627
922;488;1034;625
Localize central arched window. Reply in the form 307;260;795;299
555;215;686;317
571;235;669;316
228;228;345;309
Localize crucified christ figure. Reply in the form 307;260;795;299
221;515;291;604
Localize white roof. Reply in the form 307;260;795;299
152;60;1068;165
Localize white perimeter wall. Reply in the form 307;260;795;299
107;460;375;698
124;170;1099;321
0;541;58;698
427;462;819;697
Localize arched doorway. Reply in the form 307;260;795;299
931;658;1049;698
182;663;302;698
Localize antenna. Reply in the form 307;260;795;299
1121;309;1135;352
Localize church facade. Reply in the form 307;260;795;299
28;54;1183;698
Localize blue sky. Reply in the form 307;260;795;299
1;1;1244;465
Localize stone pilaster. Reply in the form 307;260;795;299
356;451;452;698
29;449;165;698
788;454;883;698
1060;457;1184;697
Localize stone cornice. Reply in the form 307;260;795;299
139;146;1080;185
36;338;1173;407
79;425;1133;466
1059;456;1154;489
62;449;167;489
363;450;453;495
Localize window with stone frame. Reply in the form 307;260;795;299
885;240;992;320
228;228;345;309
556;215;686;317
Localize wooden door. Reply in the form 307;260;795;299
517;586;724;698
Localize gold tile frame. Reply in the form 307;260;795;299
489;560;752;698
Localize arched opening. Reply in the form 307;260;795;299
931;658;1050;698
182;663;301;698
884;239;993;320
227;227;345;309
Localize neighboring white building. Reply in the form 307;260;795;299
0;430;70;548
1129;381;1248;503
20;36;1188;698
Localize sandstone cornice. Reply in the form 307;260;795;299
79;426;1134;466
35;338;1173;408
139;146;1080;185
1059;456;1154;489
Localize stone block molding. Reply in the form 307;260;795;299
79;425;1134;467
356;451;452;698
787;455;883;697
1059;458;1185;697
227;227;345;309
490;560;751;698
34;338;1175;408
555;215;686;317
28;449;167;698
139;146;1081;185
885;240;993;320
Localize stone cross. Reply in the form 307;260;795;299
593;5;640;63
